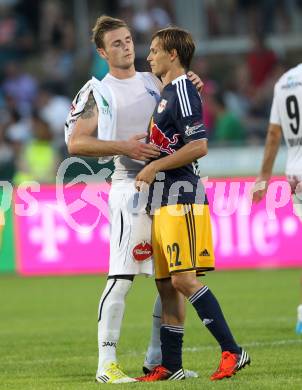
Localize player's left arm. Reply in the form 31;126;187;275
136;140;207;188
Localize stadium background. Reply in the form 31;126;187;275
1;0;302;274
0;1;302;389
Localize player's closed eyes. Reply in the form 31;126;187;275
113;39;132;48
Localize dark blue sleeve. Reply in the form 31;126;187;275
174;81;207;144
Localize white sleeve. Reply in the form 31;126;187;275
269;86;281;125
64;81;92;144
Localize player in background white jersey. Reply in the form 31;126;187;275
67;16;203;383
253;63;302;334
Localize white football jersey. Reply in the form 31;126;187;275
270;63;302;175
103;72;161;181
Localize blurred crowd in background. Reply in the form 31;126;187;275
0;0;302;183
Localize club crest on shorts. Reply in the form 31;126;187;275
157;99;167;113
132;241;153;261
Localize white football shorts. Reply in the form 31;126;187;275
108;180;154;276
287;174;302;195
287;174;302;222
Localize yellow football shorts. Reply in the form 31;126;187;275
152;203;215;280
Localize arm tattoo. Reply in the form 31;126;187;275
80;92;96;119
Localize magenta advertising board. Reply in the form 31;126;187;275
205;178;302;269
14;183;110;276
14;178;302;276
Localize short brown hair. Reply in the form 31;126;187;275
151;27;195;70
92;15;129;49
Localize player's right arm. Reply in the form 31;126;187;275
253;83;283;203
67;92;160;160
253;123;282;202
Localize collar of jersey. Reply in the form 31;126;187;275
106;72;138;82
171;74;188;85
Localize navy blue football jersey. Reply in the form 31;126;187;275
147;74;208;210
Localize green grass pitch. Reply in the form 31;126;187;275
0;269;301;390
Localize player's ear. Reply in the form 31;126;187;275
170;49;178;62
97;48;108;61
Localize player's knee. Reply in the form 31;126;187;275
98;279;133;323
171;273;200;297
171;276;190;295
100;278;133;304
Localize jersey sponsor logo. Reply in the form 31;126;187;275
185;122;204;137
146;87;160;102
132;241;153;261
102;341;117;347
288;137;302;147
281;76;302;89
150;121;179;155
100;94;110;115
199;249;210;257
157;99;168;113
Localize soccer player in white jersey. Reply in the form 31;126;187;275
66;16;202;383
253;63;302;334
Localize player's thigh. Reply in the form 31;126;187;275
192;203;215;270
154;204;194;275
108;186;130;253
109;184;153;275
152;211;170;280
161;204;215;273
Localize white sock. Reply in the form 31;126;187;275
97;278;132;373
298;304;302;322
144;294;162;366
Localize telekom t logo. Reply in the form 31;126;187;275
27;201;110;263
29;203;69;262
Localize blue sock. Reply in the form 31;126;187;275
160;324;183;372
189;286;240;354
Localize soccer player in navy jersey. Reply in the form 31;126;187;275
135;27;250;381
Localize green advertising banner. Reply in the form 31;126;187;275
0;188;15;273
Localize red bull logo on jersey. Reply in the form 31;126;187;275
150;122;179;155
